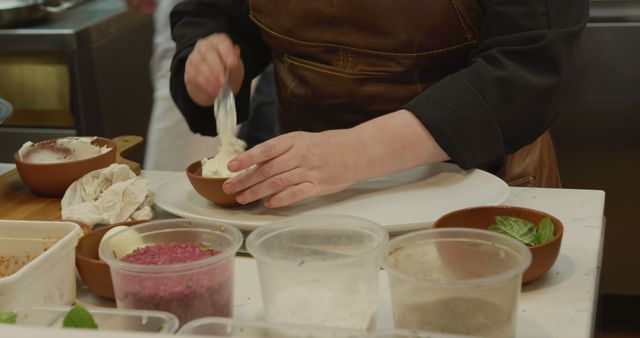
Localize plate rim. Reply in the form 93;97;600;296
153;165;510;233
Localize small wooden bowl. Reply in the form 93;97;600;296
75;220;147;300
14;137;116;197
433;205;563;284
186;160;240;208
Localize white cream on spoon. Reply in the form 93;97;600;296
201;71;246;178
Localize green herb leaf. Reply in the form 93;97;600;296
0;311;17;324
490;216;537;246
62;305;98;329
200;242;217;252
535;217;556;245
158;323;166;332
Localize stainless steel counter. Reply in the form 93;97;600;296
0;0;146;52
0;0;153;164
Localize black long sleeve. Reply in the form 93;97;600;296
170;0;588;170
169;0;271;136
404;1;589;169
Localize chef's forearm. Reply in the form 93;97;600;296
404;0;588;170
347;109;450;181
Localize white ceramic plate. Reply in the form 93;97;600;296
153;163;509;233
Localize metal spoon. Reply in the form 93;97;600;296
0;98;13;125
213;70;241;147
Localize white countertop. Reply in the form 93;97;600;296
0;163;14;176
1;168;606;338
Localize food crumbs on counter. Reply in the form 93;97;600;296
62;305;98;329
0;311;17;324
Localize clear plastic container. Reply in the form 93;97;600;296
246;214;389;330
177;316;365;337
0;220;81;312
15;306;179;333
381;228;531;338
99;219;243;325
371;328;473;338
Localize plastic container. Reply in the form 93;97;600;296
381;228;531;338
371;328;472;338
15;306;179;333
0;220;82;312
177;316;365;337
246;214;389;330
99;219;243;325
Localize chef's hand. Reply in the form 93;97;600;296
222;130;361;208
184;33;244;107
126;0;156;14
223;110;451;208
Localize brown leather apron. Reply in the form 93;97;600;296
249;0;561;188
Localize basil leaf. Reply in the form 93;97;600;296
491;216;537;246
0;311;17;324
62;306;98;329
535;217;556;245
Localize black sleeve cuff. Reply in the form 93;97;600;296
404;72;504;170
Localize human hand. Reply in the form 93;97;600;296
184;33;244;107
125;0;156;14
222;130;361;208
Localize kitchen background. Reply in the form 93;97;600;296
0;1;639;337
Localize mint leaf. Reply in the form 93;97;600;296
0;311;17;324
62;306;98;329
491;216;537;246
535;217;556;245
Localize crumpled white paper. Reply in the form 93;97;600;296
61;163;154;227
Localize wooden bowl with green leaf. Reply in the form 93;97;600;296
433;205;563;284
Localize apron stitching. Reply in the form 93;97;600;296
414;71;423;93
338;49;344;69
347;50;352;71
468;0;481;14
450;0;473;42
283;54;298;117
249;14;476;56
286;56;385;79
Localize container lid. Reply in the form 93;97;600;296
177;316;365;337
16;306;179;333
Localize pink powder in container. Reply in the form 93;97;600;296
100;219;243;326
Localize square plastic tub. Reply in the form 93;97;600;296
15;305;179;333
177;317;365;337
0;220;82;312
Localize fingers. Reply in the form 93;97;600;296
265;182;316;208
184;33;242;106
228;135;295;173
233;168;314;206
224;156;297;194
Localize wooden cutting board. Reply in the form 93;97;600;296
0;135;142;221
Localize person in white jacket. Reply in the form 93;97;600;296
126;0;278;170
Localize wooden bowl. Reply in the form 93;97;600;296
432;205;563;284
186;160;240;208
14;137;116;197
75;220;147;300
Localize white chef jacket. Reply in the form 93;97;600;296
143;0;220;171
